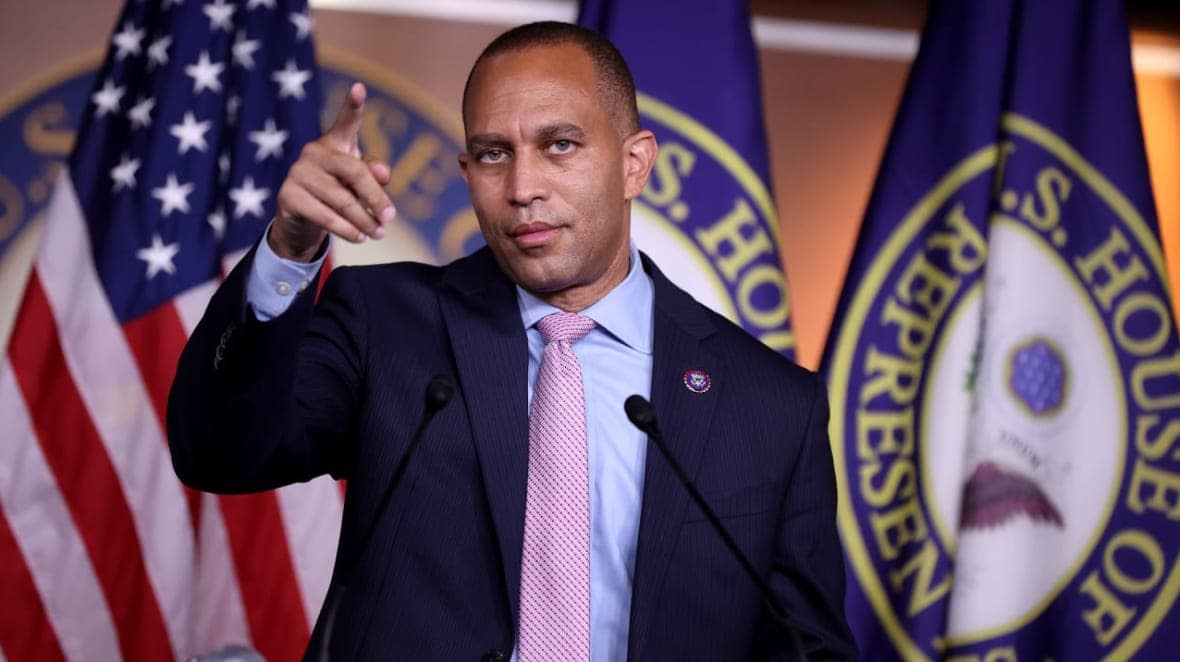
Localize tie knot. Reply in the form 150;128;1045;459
537;312;596;344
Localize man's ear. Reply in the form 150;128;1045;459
457;153;470;184
622;130;657;200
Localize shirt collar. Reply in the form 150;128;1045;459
516;243;653;354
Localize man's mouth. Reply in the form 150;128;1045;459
510;222;560;249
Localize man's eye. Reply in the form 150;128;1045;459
549;140;574;154
480;149;506;163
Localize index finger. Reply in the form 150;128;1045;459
323;81;366;156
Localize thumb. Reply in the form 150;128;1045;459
365;157;392;187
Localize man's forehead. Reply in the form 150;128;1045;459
464;44;603;137
470;42;596;88
467;121;586;146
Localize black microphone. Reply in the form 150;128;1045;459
624;395;809;661
316;374;455;661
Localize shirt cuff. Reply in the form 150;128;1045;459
246;222;327;321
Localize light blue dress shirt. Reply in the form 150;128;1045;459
245;231;322;321
247;236;653;660
512;245;652;662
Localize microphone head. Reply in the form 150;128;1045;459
624;395;657;432
425;375;455;410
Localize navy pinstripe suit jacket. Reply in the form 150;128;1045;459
168;246;856;660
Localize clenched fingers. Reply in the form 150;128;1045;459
279;143;395;236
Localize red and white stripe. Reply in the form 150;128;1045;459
0;171;343;660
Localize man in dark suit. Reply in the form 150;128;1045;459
169;21;855;661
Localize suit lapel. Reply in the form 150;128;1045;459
437;250;723;652
438;249;530;624
628;257;721;660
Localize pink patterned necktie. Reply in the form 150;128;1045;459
518;312;596;661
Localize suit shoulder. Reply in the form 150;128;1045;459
645;252;817;390
322;247;500;294
319;260;447;304
693;301;820;389
325;259;443;285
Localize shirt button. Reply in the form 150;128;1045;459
298;281;309;293
275;281;291;296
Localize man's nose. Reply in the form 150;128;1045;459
507;151;549;206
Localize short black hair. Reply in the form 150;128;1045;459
462;21;641;137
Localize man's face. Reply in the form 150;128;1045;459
459;43;655;311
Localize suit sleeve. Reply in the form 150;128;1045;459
756;371;858;660
166;248;366;493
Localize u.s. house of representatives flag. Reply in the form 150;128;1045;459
578;0;795;357
0;0;336;659
823;0;1180;659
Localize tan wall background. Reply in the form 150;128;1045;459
1;0;1177;369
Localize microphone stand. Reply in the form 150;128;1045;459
625;395;809;661
316;375;455;661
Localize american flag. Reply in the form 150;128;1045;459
0;0;342;659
